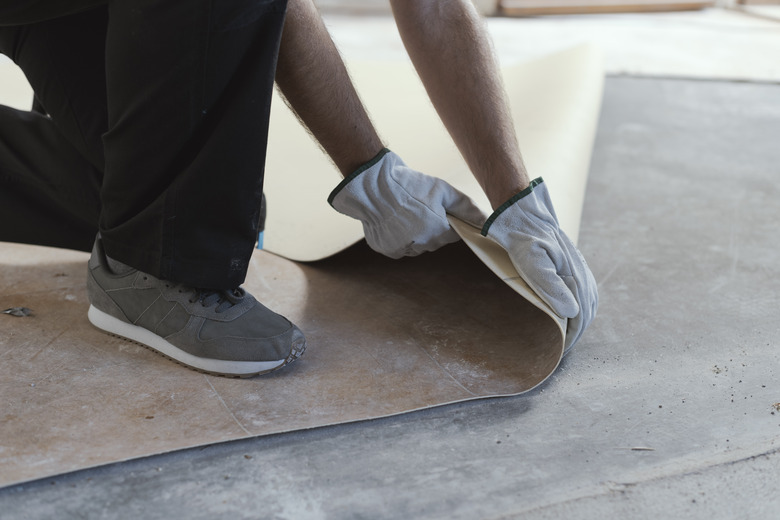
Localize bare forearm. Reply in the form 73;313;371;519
275;0;384;175
389;0;530;209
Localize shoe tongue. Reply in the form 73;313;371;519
200;289;243;312
215;296;235;313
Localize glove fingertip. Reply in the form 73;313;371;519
555;297;579;320
531;284;578;319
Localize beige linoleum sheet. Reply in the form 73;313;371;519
0;46;602;488
263;45;603;259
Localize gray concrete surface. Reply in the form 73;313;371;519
2;76;779;519
318;10;780;83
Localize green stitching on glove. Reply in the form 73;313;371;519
327;148;391;206
480;177;544;236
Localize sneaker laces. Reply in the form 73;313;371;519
187;287;246;313
151;276;246;314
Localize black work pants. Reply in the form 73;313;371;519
0;0;287;289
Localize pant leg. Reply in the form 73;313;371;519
0;107;100;251
0;0;286;288
100;0;288;289
0;8;107;250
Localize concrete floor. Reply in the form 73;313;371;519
2;73;780;519
318;9;780;82
3;8;780;520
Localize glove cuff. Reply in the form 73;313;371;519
327;148;391;207
480;177;544;236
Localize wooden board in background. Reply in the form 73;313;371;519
501;0;714;16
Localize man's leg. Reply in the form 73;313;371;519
0;1;306;376
100;0;288;290
91;0;305;377
0;7;107;251
1;0;287;288
0;106;101;251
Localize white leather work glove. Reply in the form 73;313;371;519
479;178;598;351
328;149;485;259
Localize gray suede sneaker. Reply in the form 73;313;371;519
86;238;305;377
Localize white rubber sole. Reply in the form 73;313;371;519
88;305;286;377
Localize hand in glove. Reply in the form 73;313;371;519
328;149;485;259
480;178;598;351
